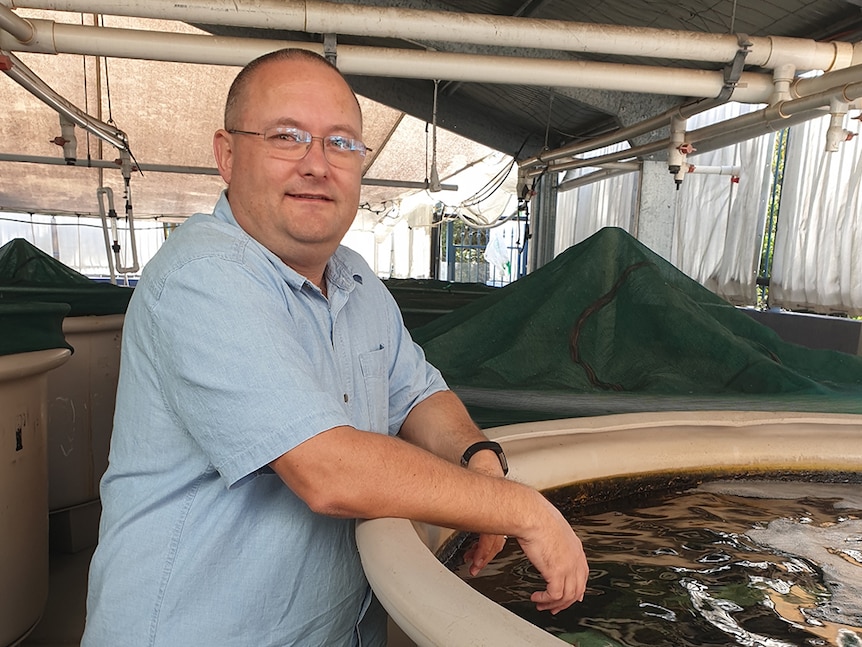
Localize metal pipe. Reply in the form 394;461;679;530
526;139;667;178
0;152;217;173
1;48;129;150
0;152;458;190
558;167;636;193
0;17;780;101
694;109;828;155
521;70;862;177
520;97;722;169
3;0;856;71
361;177;458;191
523;88;848;179
587;161;640;171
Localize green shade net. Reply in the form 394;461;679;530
0;302;71;356
412;227;862;427
0;238;133;316
384;278;497;330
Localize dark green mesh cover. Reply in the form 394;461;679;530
0;238;133;316
0;302;71;356
384;278;497;330
412;228;862;425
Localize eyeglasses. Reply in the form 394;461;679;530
227;126;370;168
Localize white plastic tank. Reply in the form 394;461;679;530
48;315;124;510
0;348;71;647
358;411;862;647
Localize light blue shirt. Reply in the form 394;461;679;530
82;192;448;647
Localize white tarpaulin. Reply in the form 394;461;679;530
770;114;862;317
554;103;775;307
671;103;774;305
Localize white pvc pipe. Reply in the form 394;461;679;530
0;17;779;102
0;0;32;41
795;64;862;97
3;3;858;189
686;165;742;176
523;72;862;177
523;94;838;179
522;64;862;173
3;0;857;72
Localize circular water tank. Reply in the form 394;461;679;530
48;314;124;512
0;348;71;647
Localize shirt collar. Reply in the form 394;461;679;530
212;190;360;295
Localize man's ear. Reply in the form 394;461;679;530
213;129;234;184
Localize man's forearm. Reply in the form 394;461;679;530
273;425;531;532
271;423;589;613
397;389;490;465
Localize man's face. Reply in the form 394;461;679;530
214;58;364;275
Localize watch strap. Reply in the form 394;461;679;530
460;440;509;475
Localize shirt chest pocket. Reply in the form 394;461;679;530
357;347;389;434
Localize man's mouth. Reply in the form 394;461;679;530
288;192;332;201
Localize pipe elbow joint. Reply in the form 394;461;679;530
825;125;854;152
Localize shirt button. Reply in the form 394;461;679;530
344;393;349;403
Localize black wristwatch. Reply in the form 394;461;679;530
460;440;509;475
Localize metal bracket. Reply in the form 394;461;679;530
323;33;337;66
717;33;753;103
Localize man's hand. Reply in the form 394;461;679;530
463;532;507;576
517;497;589;614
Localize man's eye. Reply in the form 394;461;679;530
272;129;305;143
327;136;353;151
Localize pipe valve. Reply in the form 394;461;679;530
55;115;77;164
825;124;855;152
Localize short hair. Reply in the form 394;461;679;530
223;48;360;130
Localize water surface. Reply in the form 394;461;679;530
445;474;862;646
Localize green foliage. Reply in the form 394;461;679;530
757;128;789;309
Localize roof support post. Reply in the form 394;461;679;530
527;173;558;272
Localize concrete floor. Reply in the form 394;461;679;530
19;546;91;647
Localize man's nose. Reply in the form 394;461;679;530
298;137;331;172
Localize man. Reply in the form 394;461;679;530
82;48;588;647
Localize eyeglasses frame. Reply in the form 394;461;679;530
226;126;371;167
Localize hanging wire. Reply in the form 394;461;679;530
459;157;517;208
93;21;142;176
543;89;554;151
99;15;116;126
